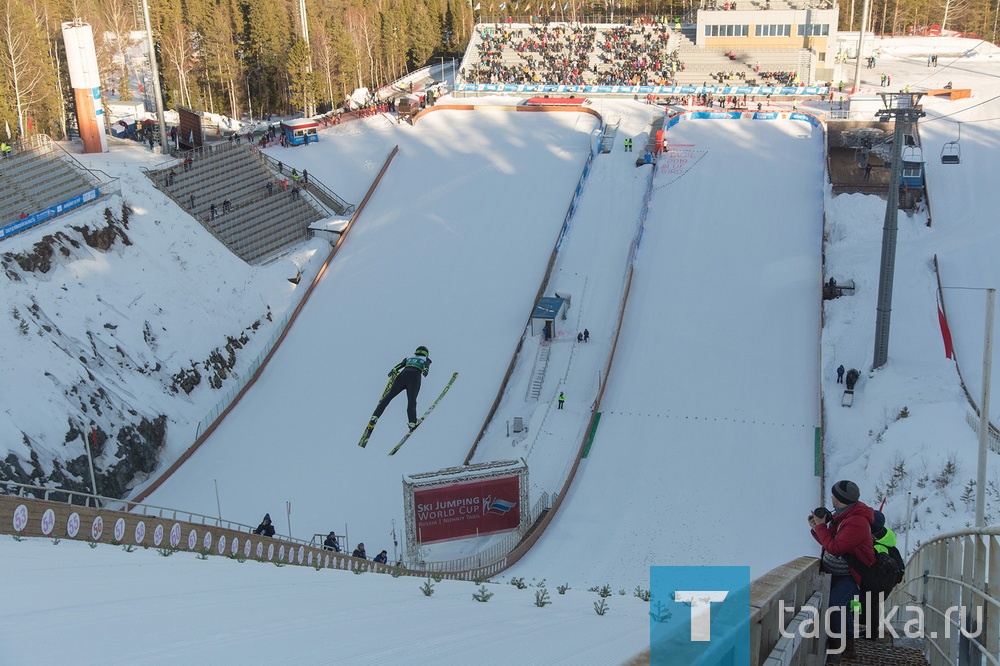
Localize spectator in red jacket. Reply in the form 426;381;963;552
808;480;875;661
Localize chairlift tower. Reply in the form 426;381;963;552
872;92;925;370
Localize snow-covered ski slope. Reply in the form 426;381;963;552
507;116;823;587
141;103;823;590
141;109;602;547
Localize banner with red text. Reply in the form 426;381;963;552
414;475;521;544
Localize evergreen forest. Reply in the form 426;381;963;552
0;0;995;142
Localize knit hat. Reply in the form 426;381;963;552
871;510;888;538
831;480;860;504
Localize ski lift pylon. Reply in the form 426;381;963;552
941;122;961;165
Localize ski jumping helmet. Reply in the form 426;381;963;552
415;345;429;357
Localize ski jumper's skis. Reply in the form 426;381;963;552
388;372;458;456
358;371;399;448
358;421;376;448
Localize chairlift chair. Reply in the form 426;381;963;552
941;122;961;165
901;145;923;163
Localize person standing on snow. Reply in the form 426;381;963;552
369;346;432;432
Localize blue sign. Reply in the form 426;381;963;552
651;566;751;666
454;83;830;96
0;188;100;241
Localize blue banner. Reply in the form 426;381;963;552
0;188;100;240
455;83;829;96
650;566;751;666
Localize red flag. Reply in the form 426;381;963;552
938;304;954;359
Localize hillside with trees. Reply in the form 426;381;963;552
0;0;994;144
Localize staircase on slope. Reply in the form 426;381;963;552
601;119;620;154
526;343;551;401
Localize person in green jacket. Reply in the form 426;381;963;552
858;510;904;639
872;511;898;555
370;346;432;431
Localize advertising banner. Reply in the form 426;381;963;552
0;188;99;240
414;475;521;544
455;83;829;96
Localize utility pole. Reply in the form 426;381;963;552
871;92;924;370
140;0;168;153
852;0;871;92
976;289;995;527
298;0;314;117
80;432;99;508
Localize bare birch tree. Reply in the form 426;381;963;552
0;0;50;137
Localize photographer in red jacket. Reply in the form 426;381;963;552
808;480;876;661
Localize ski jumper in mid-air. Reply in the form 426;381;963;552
371;346;431;431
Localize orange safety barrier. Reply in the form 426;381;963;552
926;88;972;100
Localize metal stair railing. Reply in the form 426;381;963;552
252;148;355;216
526;343;550;401
887;526;1000;665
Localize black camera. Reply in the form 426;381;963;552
813;507;832;522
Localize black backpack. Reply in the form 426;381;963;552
845;547;905;594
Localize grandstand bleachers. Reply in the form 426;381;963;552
459;22;813;89
145;141;333;265
0;136;106;227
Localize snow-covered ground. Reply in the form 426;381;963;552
2;35;1000;664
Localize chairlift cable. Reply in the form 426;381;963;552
903;38;990;89
920;92;1000;124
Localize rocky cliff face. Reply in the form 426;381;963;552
0;203;275;499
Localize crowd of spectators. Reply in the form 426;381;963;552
461;21;813;90
594;25;681;85
680;65;799;88
464;23;684;87
467;24;598;85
